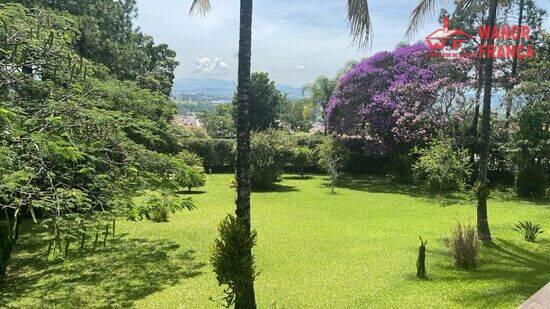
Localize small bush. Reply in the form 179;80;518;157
515;164;547;198
293;146;313;178
211;215;257;308
444;223;479;269
513;221;544;242
132;192;196;222
149;202;170;222
413;138;471;192
250;130;295;188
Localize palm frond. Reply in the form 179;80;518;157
406;0;449;38
189;0;211;16
347;0;372;49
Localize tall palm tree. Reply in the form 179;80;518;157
190;1;372;306
408;0;500;241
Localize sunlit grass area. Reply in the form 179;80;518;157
2;174;549;308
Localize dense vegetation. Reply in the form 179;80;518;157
0;2;203;276
0;0;548;307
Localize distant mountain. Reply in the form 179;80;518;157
172;78;304;99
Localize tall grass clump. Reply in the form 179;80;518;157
444;223;480;269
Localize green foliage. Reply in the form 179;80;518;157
250;130;295;188
0;2;187;272
176;150;204;169
293;146;313;178
514;221;544;242
211;215;257;308
131;192;195;223
179;138;235;172
199;103;236;138
242;72;287;131
444;223;479;269
515;164;547;197
413;138;471;192
281;99;318;132
316;136;350;193
176;167;206;192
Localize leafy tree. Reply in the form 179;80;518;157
0;3;192;274
327;44;469;154
303;76;337;134
413;138;472;192
240;72;287;132
316;136;350;194
281;99;318;132
200;103;236;138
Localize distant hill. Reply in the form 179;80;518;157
172;78;304;99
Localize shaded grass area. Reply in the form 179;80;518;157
1;231;205;308
2;174;549;308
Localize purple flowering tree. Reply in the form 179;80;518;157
327;43;470;155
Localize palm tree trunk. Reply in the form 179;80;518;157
235;0;257;307
505;0;524;121
476;0;498;242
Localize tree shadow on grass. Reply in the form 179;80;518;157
431;238;550;307
179;190;207;195
0;229;206;308
329;175;549;208
320;175;472;206
252;183;299;193
283;175;313;181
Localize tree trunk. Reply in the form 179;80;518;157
235;0;257;307
505;0;524;121
469;59;483;180
476;0;498;242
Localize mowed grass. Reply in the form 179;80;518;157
2;174;549;308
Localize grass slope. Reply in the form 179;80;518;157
2;174;549;308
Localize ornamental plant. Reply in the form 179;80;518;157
327;43;470;154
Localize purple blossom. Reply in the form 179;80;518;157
327;43;470;154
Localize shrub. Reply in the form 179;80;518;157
176;150;204;169
293;146;313;178
182;168;206;192
515;164;547;197
316;136;350;193
211;215;257;308
179;138;235;172
514;221;544;242
250;130;295;188
413;138;471;192
132;192;196;222
444;223;479;269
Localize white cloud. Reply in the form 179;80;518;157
193;57;230;76
296;65;306;72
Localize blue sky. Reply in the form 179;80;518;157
135;0;549;87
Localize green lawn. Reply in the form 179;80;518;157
2;174;549;308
